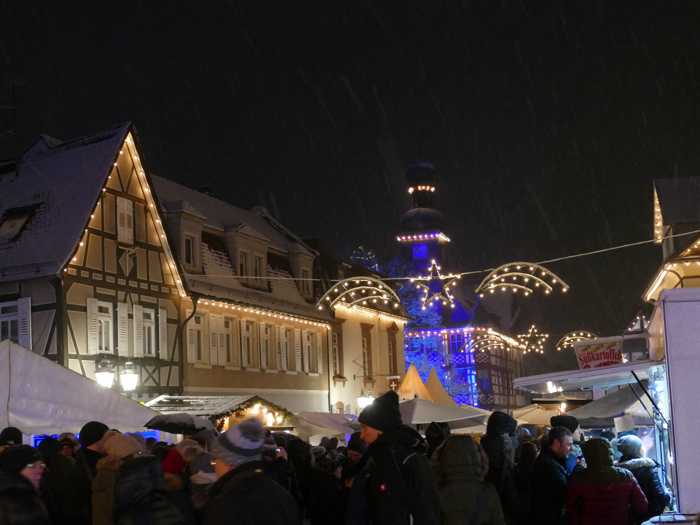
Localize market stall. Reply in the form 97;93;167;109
0;340;156;434
399;397;490;428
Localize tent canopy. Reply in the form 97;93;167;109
569;384;653;428
399;398;490;428
425;369;456;406
398;364;433;401
292;412;358;436
0;340;156;434
513;404;560;426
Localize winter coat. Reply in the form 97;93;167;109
92;454;188;525
566;465;648;525
203;459;300;525
75;446;105;521
433;436;506;525
343;459;370;525
363;425;440;525
0;470;50;524
41;453;91;525
617;456;670;520
307;467;344;525
529;447;568;525
480;433;519;523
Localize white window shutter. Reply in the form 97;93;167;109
86;298;99;355
241;322;250;367
132;304;143;357
186;311;196;363
117;197;134;245
16;297;31;350
232;319;241;367
294;329;302;372
210;331;219;366
117;303;129;357
302;331;310;373
218;334;226;366
158;308;168;360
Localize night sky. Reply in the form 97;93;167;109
3;2;700;373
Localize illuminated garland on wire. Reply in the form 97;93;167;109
316;276;401;311
554;331;597;352
517;325;549;354
410;259;461;310
476;262;569;298
467;333;512;354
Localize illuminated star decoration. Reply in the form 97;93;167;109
555;331;597;352
517;325;549;355
475;262;570;298
410;259;461;310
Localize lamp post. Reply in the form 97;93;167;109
95;357;139;393
119;362;139;392
95;358;115;388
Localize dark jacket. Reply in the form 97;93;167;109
204;460;300;525
75;447;105;521
0;470;50;524
480;433;519;523
41;453;90;525
92;454;187;525
363;425;440;525
434;435;505;525
617;456;670;520
529;447;568;525
566;465;648;525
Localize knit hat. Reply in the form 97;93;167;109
582;438;613;469
358;391;402;433
79;421;109;448
0;427;23;446
102;433;145;459
0;445;41;475
211;418;265;467
550;415;579;434
616;435;643;458
347;432;366;454
486;411;517;436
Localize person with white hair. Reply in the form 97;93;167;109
616;434;670;521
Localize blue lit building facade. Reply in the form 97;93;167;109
398;163;522;410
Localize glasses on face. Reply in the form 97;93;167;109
25;462;46;470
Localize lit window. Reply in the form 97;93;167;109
0;205;38;243
97;302;113;352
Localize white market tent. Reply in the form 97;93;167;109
398;364;433;401
513;404;560;426
292;412;358;436
400;398;490;428
0;340;156;434
425;368;457;406
568;384;653;428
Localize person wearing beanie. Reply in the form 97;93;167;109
356;390;440;525
203;418;299;525
566;438;647;525
616;435;670;520
0;445;45;490
486;411;518;437
530;426;573;525
0;426;23;447
551;414;584;475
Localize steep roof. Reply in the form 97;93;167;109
150;175;315;255
0;123;130;282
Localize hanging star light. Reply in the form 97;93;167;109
410;259;461;310
554;331;597;352
517;325;549;355
475;262;570;298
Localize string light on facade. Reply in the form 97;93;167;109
517;325;549;355
475;262;570;298
407;185;436;194
554;331;597;352
396;232;451;243
410;259;461;310
200;299;329;329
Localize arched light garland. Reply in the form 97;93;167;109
467;333;513;354
410;259;461;310
475;262;570;298
517;325;549;354
317;276;401;311
554;331;597;352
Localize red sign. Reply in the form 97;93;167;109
575;341;623;369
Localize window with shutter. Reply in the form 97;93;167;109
93;301;114;354
241;320;255;367
117;197;134;245
132;304;143;357
86;298;99;354
117;303;129;357
158;308;168;360
142;308;155;357
293;329;302;372
260;324;271;369
276;327;288;371
361;325;373;381
186;314;204;363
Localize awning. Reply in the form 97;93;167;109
399;398;490;428
513;359;660;394
568;383;654;428
0;340;156;434
145;394;293;421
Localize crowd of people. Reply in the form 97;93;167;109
0;391;673;525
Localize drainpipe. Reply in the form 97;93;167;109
167;293;200;392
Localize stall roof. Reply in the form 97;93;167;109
513;359;660;394
145;394;291;419
568;383;653;427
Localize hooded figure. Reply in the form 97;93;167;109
357;390;440;525
481;412;519;523
433;435;506;525
616;435;670;520
566;438;647;525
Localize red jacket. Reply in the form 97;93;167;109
566;466;648;525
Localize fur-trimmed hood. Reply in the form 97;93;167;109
617;456;658;471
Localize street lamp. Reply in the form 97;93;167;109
119;362;139;392
95;359;115;388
